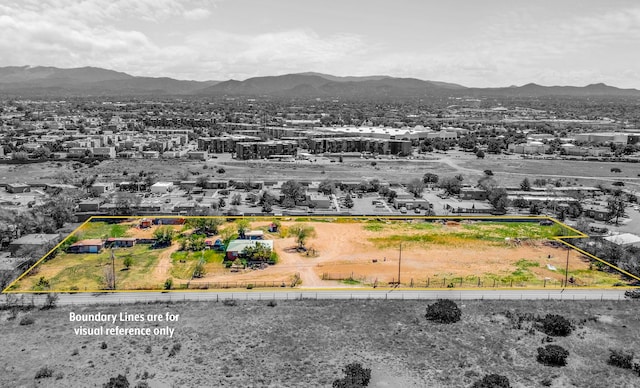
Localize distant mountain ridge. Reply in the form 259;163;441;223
0;66;219;96
1;65;639;98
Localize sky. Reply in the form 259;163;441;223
1;0;640;88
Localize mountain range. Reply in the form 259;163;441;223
1;65;639;98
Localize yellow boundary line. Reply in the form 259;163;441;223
3;215;639;294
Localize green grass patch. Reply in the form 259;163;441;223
75;221;131;239
363;223;385;232
341;278;361;285
515;259;540;269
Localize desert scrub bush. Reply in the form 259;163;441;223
332;362;371;388
267;300;277;307
222;299;237;306
42;293;59;310
425;299;461;324
538;314;572;336
19;315;35;325
164;278;173;290
168;343;182;357
103;374;129;388
537;344;569;367
608;349;634;369
101;341;108;349
34;366;54;379
471;374;511;388
144;345;152;354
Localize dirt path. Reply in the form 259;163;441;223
151;242;181;283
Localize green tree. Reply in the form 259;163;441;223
288;224;317;250
153;226;175;247
476;149;485;159
242;241;272;262
123;256;133;270
520;178;531;191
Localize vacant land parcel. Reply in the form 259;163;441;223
4;216;630;292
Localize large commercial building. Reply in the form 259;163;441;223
235;140;297;160
307;137;412;156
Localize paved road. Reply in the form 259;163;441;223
2;288;632;306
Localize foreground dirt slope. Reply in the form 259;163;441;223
0;300;638;387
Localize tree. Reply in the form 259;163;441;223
471;374;511;388
488;188;509;211
230;193;242;206
288;224;316;250
344;194;354;209
333;363;371;388
422;173;439;184
537;345;569;367
187;218;223;235
153;226;175;247
242;241;273;262
520;178;531;191
218;198;226;209
476;149;485;159
425;299;461;324
438;177;462;196
193;260;205;278
281;180;306;205
487;139;502;154
512;197;529;208
539;314;573;336
123;256;133;270
607;195;626;225
103;374;129;388
114;192;141;215
406;178;425;198
318;180;337;195
236;219;251;238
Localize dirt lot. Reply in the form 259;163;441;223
1;299;639;387
189;220;621;288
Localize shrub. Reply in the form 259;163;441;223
246;283;254;289
471;374;511;388
537;344;569;367
425;299;461;324
538;314;572;336
144;345;152;354
103;374;129;388
223;299;237;306
34;366;54;379
332;362;372;388
101;341;108;349
168;343;182;357
267;300;277;307
19;315;35;325
42;293;59;310
164;278;173;290
608;349;634;369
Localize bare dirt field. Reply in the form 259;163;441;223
1;299;639;387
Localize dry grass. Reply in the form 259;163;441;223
0;299;638;387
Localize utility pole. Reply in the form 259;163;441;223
397;243;402;286
564;246;569;288
111;248;116;290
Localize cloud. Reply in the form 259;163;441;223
184;8;211;20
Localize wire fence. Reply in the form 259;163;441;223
320;272;612;288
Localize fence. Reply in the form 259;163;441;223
320;272;606;288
